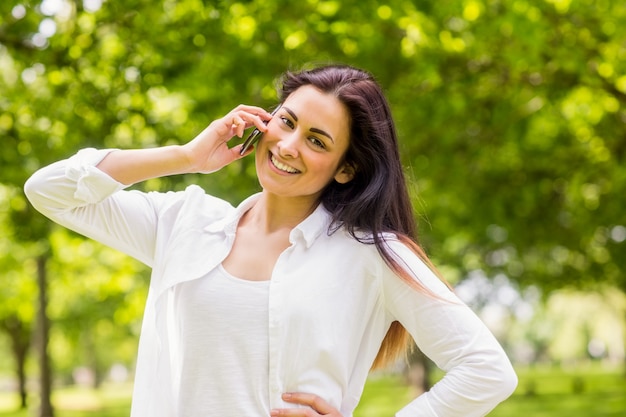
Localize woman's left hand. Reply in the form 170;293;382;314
270;392;343;417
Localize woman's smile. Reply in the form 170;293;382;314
269;152;300;174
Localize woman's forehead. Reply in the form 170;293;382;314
283;86;350;143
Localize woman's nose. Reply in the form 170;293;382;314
277;132;300;159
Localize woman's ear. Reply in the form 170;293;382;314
334;162;356;184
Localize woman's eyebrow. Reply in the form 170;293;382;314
283;106;335;144
310;128;334;143
284;107;298;121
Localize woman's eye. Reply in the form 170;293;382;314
309;137;325;149
281;117;294;129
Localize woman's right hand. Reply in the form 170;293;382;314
183;105;273;174
96;105;273;185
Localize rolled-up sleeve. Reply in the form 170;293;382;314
381;240;518;417
24;148;161;267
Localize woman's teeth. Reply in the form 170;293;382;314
271;155;299;173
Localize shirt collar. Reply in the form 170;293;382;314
203;193;261;236
289;201;334;249
203;193;334;249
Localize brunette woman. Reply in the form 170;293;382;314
25;65;517;417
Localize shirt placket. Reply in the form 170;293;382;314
266;242;297;409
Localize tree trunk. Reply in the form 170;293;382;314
36;255;54;417
0;315;30;409
84;330;103;389
405;346;432;394
622;311;626;378
16;341;28;409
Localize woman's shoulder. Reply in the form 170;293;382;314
335;228;432;270
336;226;400;247
327;227;403;260
143;184;235;218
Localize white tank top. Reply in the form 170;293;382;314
173;264;271;416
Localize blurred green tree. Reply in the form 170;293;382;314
1;0;625;413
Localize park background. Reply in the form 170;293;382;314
0;0;625;416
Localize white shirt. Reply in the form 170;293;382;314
24;148;517;417
173;265;271;416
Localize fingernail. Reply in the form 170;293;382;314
282;392;292;400
270;410;279;417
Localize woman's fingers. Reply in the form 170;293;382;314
230;106;273;138
230;114;246;137
284;392;335;414
270;392;342;417
211;105;273;140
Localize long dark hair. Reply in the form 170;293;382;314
278;64;449;368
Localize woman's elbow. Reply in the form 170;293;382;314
24;173;44;209
494;360;518;402
23;169;63;218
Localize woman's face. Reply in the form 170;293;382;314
255;85;354;203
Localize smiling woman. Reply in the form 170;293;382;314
24;64;516;417
253;85;354;205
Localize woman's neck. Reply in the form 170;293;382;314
243;192;319;234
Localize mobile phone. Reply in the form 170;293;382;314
239;106;280;155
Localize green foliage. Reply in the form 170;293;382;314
0;0;625;401
381;0;626;291
0;185;37;324
45;228;148;380
3;0;624;284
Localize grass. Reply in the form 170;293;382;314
0;364;624;416
488;364;626;417
0;384;131;417
359;364;626;417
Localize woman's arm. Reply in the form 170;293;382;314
97;105;272;185
24;149;161;265
382;240;518;417
24;105;272;264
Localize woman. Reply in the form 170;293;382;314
25;65;517;417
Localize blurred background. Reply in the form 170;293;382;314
0;0;625;416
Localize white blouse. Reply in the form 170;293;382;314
173;265;271;416
24;148;517;417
